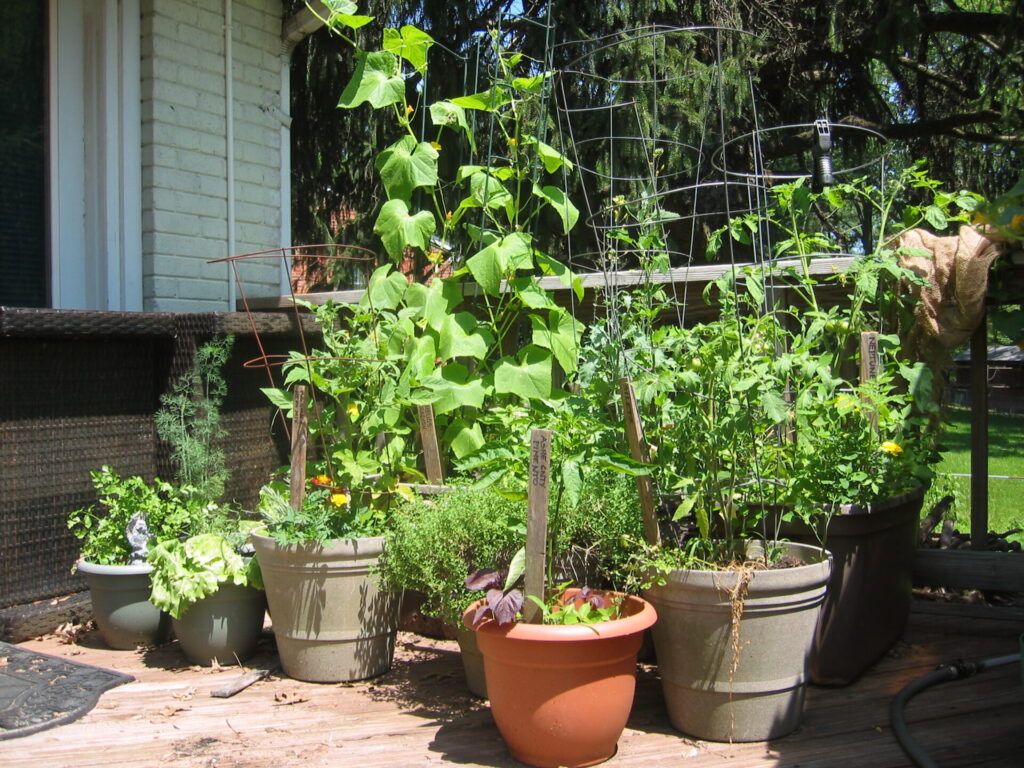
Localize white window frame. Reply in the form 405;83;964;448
49;0;142;310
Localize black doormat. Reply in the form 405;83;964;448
0;641;133;740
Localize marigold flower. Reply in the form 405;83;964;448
880;441;903;456
330;492;349;507
311;474;331;486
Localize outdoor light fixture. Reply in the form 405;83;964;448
811;118;835;191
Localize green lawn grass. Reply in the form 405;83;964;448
928;407;1024;543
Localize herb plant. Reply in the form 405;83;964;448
465;560;624;627
155;335;234;501
68;466;212;566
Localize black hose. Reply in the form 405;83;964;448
890;652;1021;768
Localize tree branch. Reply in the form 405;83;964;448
920;11;1022;37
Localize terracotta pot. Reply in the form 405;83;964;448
252;533;398;683
464;591;657;768
775;487;925;685
645;541;831;742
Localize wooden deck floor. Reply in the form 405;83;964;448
3;600;1022;768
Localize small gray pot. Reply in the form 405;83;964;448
78;560;168;649
172;583;267;666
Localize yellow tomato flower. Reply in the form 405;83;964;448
347;402;359;419
834;394;856;412
330;492;349;507
880;441;903;456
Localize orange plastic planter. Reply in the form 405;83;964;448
463;592;657;768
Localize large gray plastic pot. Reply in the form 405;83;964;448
645;541;831;742
776;487;925;685
251;532;398;683
77;560;169;649
172;583;267;666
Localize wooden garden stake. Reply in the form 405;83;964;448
522;429;552;624
289;385;309;511
619;378;661;547
859;332;880;432
418;404;444;484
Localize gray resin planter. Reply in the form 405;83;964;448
77;560;168;649
252;533;398;683
172;583;267;666
645;541;831;742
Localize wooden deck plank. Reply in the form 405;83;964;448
2;600;1021;768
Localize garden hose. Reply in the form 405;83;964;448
890;652;1021;768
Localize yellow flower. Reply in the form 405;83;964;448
330;492;349;507
347;402;359;419
430;141;442;151
834;394;857;412
405;104;414;115
506;136;518;148
311;474;331;486
880;441;903;456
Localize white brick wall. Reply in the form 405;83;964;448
141;0;283;312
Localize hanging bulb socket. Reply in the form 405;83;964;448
811;118;835;191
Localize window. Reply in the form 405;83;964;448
0;1;47;307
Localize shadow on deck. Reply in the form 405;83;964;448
4;599;1022;768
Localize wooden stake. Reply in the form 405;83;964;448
418;404;444;484
619;378;661;546
289;385;308;511
859;332;880;433
522;429;552;624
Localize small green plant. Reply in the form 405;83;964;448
378;474;645;627
256;476;394;544
259;298;419;544
147;526;263;619
155;335;234;501
377;484;523;626
68;466;212;566
464;561;625;627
